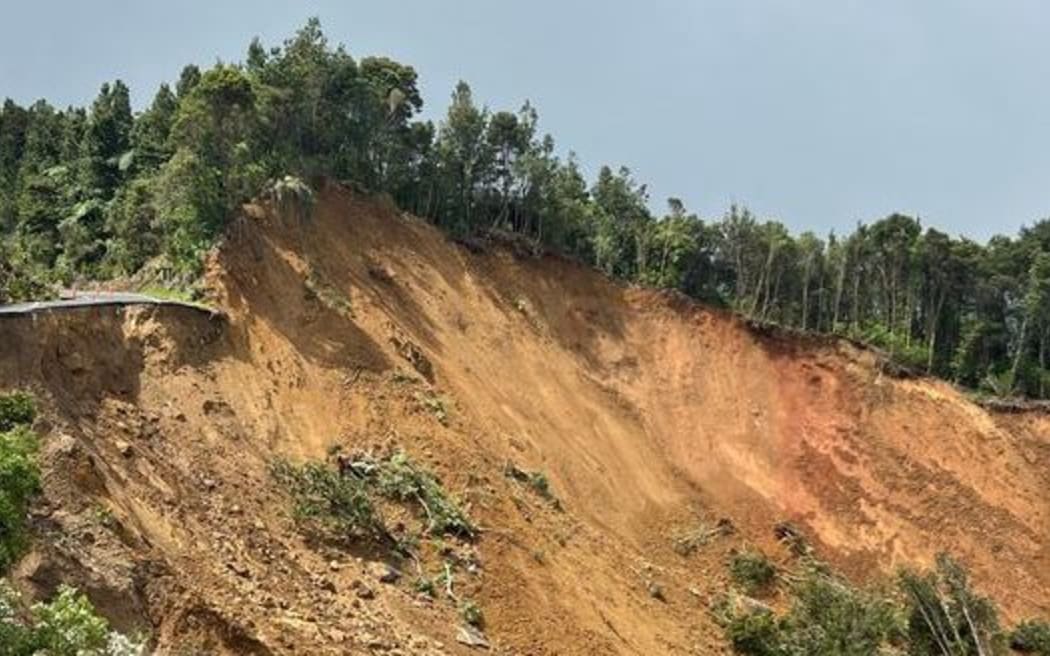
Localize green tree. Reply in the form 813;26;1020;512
79;81;133;196
130;83;178;171
434;81;491;234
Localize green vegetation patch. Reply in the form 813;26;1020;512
716;553;1031;656
503;461;560;507
369;450;475;538
271;448;475;546
1010;619;1050;655
460;599;484;628
0;583;146;656
0;392;35;433
728;549;777;595
0;391;41;572
270;459;384;541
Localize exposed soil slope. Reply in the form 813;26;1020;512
1;181;1048;654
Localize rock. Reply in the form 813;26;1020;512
370;562;401;584
228;561;252;578
358;633;386;650
48;433;78;458
647;580;666;601
328;628;347;643
456;625;490;649
353;580;375;599
115;440;133;457
390;332;434;381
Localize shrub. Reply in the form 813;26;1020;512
269;459;383;540
717;555;1022;656
0;392;35;433
371;450;474;538
503;462;559;505
783;569;902;656
31;586;110;655
0;583;35;655
729;550;777;594
722;605;783;656
413;576;436;597
271;449;475;546
717;567;902;656
0;583;146;656
1011;619;1050;654
461;599;484;628
0;393;41;573
267;175;314;223
415;392;449;425
899;553;1003;656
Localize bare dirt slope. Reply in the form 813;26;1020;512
1;180;1048;654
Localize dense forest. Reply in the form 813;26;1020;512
2;20;1050;397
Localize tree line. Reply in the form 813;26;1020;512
2;19;1050;398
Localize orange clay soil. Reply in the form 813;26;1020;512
1;180;1048;654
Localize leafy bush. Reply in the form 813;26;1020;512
851;323;929;372
415;392;449;425
718;554;1023;656
268;175;314;223
503;462;559;505
899;553;1004;656
0;392;41;573
717;567;902;656
271;449;475;546
413;576;436;597
720;603;783;656
1011;619;1050;654
461;599;484;628
729;550;777;594
31;586;111;655
0;583;146;656
782;569;902;656
269;460;383;540
0;391;35;432
369;450;475;538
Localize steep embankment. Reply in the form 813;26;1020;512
1;180;1048;654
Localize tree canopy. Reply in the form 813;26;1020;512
2;18;1050;398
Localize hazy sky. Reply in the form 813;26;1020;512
2;1;1049;241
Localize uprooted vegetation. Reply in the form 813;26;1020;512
672;518;735;556
728;549;778;595
1010;619;1050;654
715;550;1050;656
270;447;475;548
503;461;560;507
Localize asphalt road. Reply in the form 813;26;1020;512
0;292;216;316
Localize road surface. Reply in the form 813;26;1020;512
0;292;218;316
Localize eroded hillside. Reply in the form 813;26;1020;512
1;181;1048;654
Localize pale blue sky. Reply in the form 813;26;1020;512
2;1;1049;241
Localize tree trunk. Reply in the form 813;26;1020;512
1011;316;1029;393
833;251;847;330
